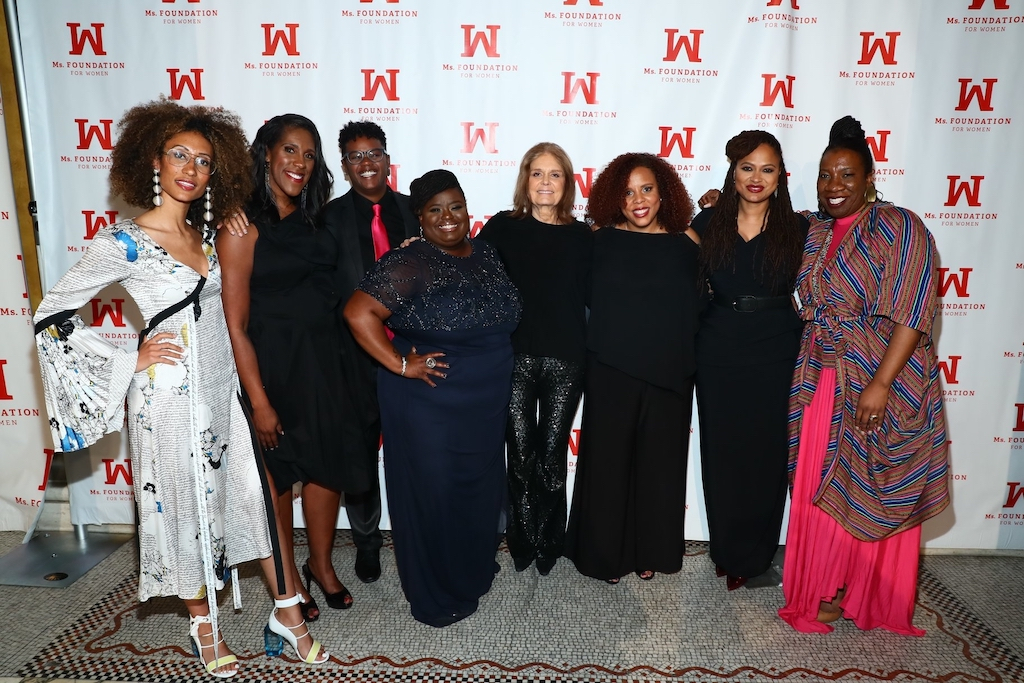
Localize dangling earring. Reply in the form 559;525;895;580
152;168;163;206
203;186;213;229
866;183;877;203
419;225;424;237
773;188;778;198
264;160;271;196
300;186;307;212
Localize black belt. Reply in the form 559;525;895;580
712;295;792;313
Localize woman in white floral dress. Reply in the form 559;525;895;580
33;99;327;677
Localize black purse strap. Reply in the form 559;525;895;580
138;276;207;349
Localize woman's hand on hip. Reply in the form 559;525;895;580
854;379;890;433
404;346;448;387
252;403;284;451
136;332;182;372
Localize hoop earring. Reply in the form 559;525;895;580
152;168;163;206
203;186;213;228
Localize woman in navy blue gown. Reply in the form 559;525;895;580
344;170;521;627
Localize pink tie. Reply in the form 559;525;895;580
371;203;390;261
370;203;395;340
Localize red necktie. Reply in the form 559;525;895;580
370;203;395;340
371;203;390;261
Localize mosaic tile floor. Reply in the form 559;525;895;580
1;530;1022;683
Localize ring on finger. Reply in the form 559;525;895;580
425;357;437;369
869;414;879;421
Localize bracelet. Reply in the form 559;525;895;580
400;355;407;377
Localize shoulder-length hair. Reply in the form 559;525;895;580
248;113;333;227
586;152;693;233
509;142;576;225
698;130;803;292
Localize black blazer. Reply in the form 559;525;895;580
320;187;420;304
320;187;420;430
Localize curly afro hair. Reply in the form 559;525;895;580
109;97;252;228
586;152;693;233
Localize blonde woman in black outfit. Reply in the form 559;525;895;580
477;142;591;577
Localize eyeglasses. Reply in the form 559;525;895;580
164;147;216;175
342;148;387;164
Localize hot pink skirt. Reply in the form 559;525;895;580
778;368;924;636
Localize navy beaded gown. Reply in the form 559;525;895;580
357;238;521;627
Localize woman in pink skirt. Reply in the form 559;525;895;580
778;116;950;635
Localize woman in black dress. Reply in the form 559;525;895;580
477;142;591;577
344;170;521;627
220;114;360;622
565;153;699;583
694;130;807;590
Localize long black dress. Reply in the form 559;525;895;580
358;238;521;627
692;208;807;578
565;227;700;580
247;210;370;495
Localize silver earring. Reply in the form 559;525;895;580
203;186;213;225
773;188;778;198
152;168;163;206
264;161;271;196
300;186;307;212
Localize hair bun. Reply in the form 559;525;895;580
828;115;866;145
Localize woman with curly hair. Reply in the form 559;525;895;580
219;114;359;622
32;99;327;677
564;153;699;583
476;142;591;577
693;131;807;591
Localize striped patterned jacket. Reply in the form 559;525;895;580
788;202;950;541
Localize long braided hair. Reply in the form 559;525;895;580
697;130;803;294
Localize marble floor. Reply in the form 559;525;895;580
1;530;1022;683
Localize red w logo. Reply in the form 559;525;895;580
82;210;119;240
944;175;983;207
760;73;795;108
361;69;399;101
461;25;500;58
956;78;996;112
657;126;695;159
67;23;106;56
663;29;703;62
167;68;205;100
936;267;972;298
262;23;299;56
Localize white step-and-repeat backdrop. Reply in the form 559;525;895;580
3;0;1023;547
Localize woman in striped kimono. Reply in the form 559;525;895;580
777;116;950;635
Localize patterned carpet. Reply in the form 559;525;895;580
12;534;1024;683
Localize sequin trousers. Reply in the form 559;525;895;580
505;354;585;570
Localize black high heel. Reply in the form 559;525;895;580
298;593;320;623
302;562;353;610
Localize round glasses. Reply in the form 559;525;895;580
164;146;216;175
343;148;387;164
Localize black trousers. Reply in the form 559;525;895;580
504;354;584;564
565;357;694;580
696;358;791;577
344;416;384;553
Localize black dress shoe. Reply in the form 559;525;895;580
512;556;534;573
535;557;557;576
354;547;381;583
